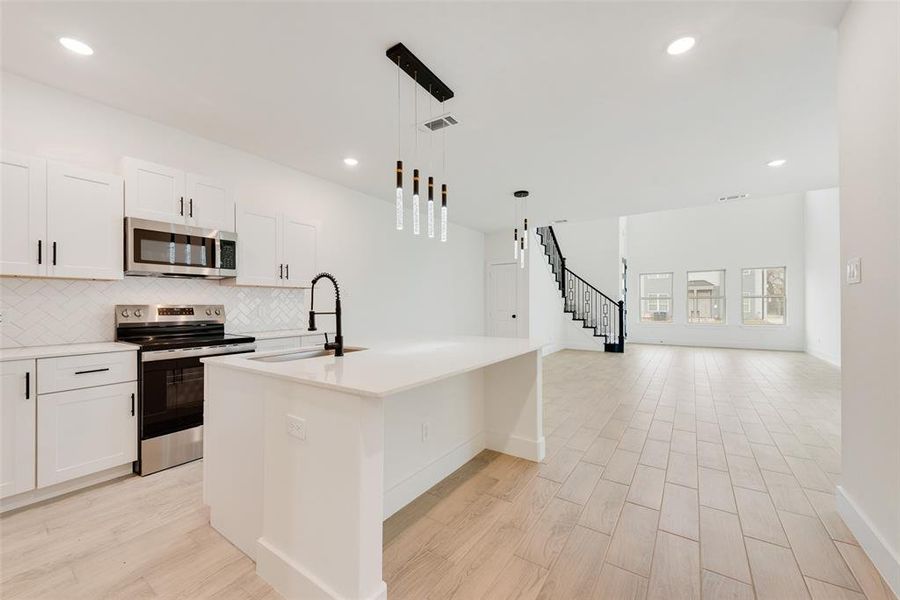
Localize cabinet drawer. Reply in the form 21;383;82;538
38;351;137;394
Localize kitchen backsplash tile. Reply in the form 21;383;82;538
0;277;306;348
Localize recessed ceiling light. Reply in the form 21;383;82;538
767;159;787;167
666;36;696;56
343;157;359;167
59;37;94;56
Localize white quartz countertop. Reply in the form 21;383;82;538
202;336;544;398
239;329;333;341
0;341;139;361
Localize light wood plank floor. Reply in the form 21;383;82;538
2;345;897;600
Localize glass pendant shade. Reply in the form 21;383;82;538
395;160;403;230
523;218;528;250
412;169;420;235
427;176;435;238
520;236;525;269
440;184;448;242
514;228;519;259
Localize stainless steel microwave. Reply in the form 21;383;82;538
125;217;237;279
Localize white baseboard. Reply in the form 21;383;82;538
541;343;564;356
836;485;900;598
806;347;842;367
1;463;133;513
383;432;485;519
485;430;545;462
256;537;387;600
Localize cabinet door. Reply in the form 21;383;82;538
282;218;317;288
1;151;46;277
235;205;282;286
46;162;124;280
122;157;185;224
37;381;137;488
0;360;36;499
185;173;234;231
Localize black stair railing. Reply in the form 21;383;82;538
536;226;625;353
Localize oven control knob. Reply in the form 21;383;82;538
206;308;212;316
134;309;143;318
121;309;129;318
214;309;221;316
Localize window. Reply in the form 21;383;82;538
640;273;673;322
688;270;725;324
742;267;786;325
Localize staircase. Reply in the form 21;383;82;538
536;226;626;353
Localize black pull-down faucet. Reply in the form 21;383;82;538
308;272;344;357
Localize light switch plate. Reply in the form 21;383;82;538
846;257;862;285
286;414;307;441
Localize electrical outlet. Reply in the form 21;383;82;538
421;421;430;442
286;414;306;441
846;257;862;285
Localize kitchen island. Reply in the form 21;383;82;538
202;336;544;600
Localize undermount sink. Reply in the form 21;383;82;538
250;346;367;363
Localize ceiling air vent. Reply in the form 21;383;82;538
717;193;750;203
419;113;459;132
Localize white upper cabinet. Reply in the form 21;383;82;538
46;162;123;280
282;217;317;288
1;151;46;277
0;360;36;499
1;151;123;280
236;206;282;287
186;173;234;231
122;157;184;224
122;157;234;231
234;203;316;288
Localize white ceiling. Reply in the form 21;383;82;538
0;1;844;232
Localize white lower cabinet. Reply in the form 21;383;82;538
0;360;36;499
37;381;137;487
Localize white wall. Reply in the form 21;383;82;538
836;1;900;595
484;230;528;338
552;218;621;300
804;188;841;366
0;73;485;345
625;194;806;351
527;235;566;354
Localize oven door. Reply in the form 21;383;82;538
125;217;227;278
139;345;255;441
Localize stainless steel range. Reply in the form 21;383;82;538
115;304;255;475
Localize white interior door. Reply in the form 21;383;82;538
0;360;36;499
488;262;519;337
46;162;123;280
235;205;282;286
122;157;185;224
185;173;234;231
282;218;317;288
1;151;46;277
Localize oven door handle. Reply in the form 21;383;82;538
140;343;257;362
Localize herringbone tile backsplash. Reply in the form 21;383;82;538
0;277;306;348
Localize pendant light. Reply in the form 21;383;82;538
427;176;435;238
440;100;448;243
427;85;435;238
513;190;529;268
523;218;529;250
514;228;519;260
520;235;525;269
412;73;420;236
395;57;403;231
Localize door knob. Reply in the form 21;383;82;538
512;314;517;318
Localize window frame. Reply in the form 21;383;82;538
686;269;726;325
741;266;787;326
639;272;674;323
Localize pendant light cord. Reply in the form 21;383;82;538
397;57;401;160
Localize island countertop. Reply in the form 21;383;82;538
201;336;544;398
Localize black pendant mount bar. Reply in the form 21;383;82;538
386;42;454;103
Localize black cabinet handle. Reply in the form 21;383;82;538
279;264;284;279
285;264;289;280
180;196;184;216
38;240;42;265
74;367;110;375
131;392;135;416
52;242;57;266
189;198;193;217
25;372;30;399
